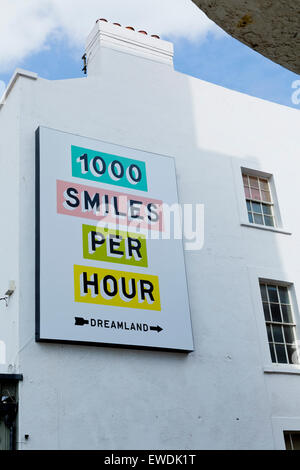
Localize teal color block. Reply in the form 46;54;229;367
71;145;148;192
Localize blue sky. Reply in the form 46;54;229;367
173;33;300;109
0;1;299;110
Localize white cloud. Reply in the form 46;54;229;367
0;0;222;73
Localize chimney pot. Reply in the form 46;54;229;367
126;26;135;31
97;18;108;23
151;35;160;39
138;30;148;35
113;23;121;26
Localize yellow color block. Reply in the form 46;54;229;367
74;265;161;311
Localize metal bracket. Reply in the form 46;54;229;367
0;282;16;307
82;53;87;75
0;296;9;307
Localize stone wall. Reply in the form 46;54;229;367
193;0;300;74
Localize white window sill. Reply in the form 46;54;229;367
241;222;291;235
264;365;300;375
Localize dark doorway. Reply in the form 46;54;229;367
0;379;19;450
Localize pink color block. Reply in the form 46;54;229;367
56;179;164;231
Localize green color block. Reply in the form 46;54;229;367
82;225;148;268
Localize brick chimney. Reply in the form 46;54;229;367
85;19;174;76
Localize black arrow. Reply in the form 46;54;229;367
150;325;163;333
75;317;89;326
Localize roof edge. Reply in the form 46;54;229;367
0;68;38;109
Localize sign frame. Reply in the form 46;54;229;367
35;126;194;353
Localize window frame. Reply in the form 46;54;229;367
272;418;300;450
243;173;276;227
284;431;300;450
231;162;291;235
259;281;299;365
247;267;300;374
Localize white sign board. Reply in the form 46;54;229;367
36;126;194;352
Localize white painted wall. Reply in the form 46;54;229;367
0;80;20;375
1;22;300;450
